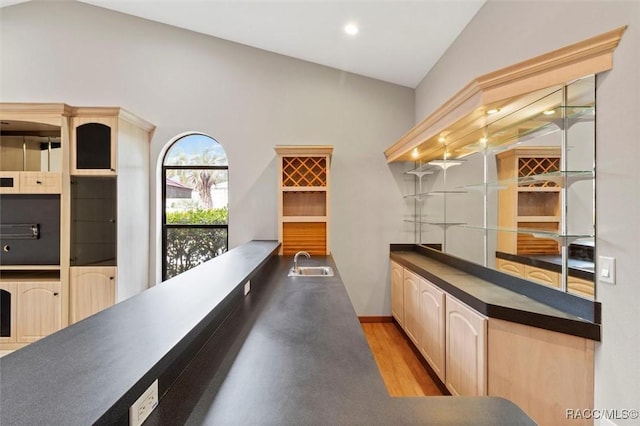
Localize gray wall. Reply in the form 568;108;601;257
415;1;640;423
0;1;414;316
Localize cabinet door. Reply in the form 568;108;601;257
445;294;487;396
70;177;117;266
70;267;116;324
418;278;446;382
16;281;62;343
71;117;116;175
390;261;404;326
403;270;420;346
0;282;17;343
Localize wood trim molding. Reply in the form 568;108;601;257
385;26;627;163
1;103;156;135
275;145;334;157
358;316;394;323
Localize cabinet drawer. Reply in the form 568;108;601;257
20;172;61;194
0;172;20;193
496;258;524;277
524;265;559;288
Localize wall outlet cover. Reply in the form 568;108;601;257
129;379;159;426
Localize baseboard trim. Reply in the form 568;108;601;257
358;316;394;323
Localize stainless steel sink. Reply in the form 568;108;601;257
288;266;334;277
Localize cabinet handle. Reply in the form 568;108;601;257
36;180;42;184
53;292;59;296
110;168;116;172
2;244;9;253
110;277;115;280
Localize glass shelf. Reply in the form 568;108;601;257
457;170;594;192
404;190;467;200
404;220;467;227
457;223;594;240
452;104;594;158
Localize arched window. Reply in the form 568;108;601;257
162;133;228;279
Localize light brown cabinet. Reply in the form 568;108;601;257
390;261;404;326
445;294;487;396
488;318;594;426
417;277;446;383
391;261;486;396
402;269;420;346
16;281;62;343
70;267;116;324
0;278;62;344
0;103;154;351
275;146;333;256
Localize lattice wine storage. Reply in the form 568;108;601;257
518;157;560;187
281;157;327;187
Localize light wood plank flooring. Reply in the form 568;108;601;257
361;322;444;397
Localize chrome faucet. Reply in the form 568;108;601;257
293;251;311;273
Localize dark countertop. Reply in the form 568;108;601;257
0;240;280;425
148;254;534;425
1;240;534;425
391;248;600;340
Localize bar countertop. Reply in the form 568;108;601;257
1;241;534;425
390;246;600;340
147;254;534;425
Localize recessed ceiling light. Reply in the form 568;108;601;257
412;148;419;158
344;22;359;36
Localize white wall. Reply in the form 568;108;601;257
415;1;640;423
0;1;414;315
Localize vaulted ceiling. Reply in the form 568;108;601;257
0;1;485;88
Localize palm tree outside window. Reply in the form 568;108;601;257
162;133;228;279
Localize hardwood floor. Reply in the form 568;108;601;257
361;321;444;397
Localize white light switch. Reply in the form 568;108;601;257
598;256;616;285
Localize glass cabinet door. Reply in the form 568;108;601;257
70;177;117;266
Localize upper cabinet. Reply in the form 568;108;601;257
71;117;116;174
275;145;333;256
0;103;154;350
385;27;626;301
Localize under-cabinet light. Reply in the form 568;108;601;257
411;148;419;158
486;108;500;115
543;109;556;115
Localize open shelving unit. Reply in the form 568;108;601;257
275;145;333;256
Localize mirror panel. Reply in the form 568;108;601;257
404;76;595;299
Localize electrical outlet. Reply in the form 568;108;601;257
129;379;158;426
244;280;251;295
